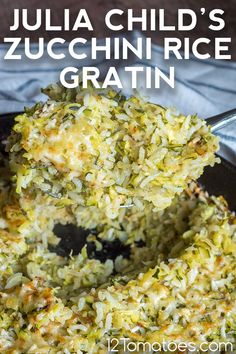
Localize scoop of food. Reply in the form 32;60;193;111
7;83;219;221
1;83;235;353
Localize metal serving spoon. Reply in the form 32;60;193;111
207;108;236;133
0;108;236;137
0;109;236;259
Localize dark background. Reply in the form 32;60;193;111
0;0;235;59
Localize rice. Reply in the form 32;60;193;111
0;160;235;352
0;84;234;353
7;83;219;227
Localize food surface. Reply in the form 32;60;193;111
0;84;235;353
0;165;235;353
8;83;219;224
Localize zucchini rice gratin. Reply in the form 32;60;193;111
0;84;235;353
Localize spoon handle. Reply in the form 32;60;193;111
207;109;236;132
